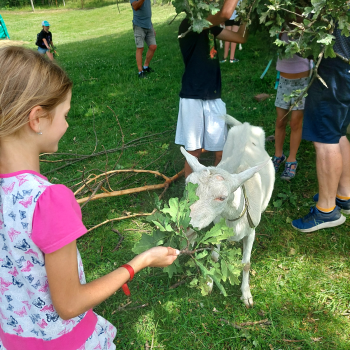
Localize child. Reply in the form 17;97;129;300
273;31;310;180
175;16;247;178
220;0;242;63
36;20;55;61
0;46;179;349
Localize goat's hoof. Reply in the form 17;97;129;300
241;296;254;308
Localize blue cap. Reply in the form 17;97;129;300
42;20;50;27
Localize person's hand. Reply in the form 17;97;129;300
145;246;179;267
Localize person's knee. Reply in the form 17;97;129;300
149;44;157;52
290;119;303;131
276;117;288;129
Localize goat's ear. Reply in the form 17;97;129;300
180;147;207;172
230;158;271;190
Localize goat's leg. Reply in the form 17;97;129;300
241;231;255;308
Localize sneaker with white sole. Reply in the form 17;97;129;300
292;206;346;233
312;193;350;214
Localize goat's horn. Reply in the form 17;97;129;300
224;114;242;126
180;147;207;172
231;158;271;189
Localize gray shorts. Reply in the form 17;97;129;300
133;25;156;48
275;76;309;110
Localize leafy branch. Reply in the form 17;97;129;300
132;183;242;296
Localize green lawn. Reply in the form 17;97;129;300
1;5;350;349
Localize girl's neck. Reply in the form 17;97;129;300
0;137;40;175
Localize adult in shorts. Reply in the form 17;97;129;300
130;0;156;78
175;0;247;178
292;27;350;232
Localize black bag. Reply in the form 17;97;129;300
35;32;40;46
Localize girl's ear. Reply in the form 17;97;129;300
28;106;44;133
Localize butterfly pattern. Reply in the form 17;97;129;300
0;173;116;347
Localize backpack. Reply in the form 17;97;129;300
35;32;41;46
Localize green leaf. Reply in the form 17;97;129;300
273;199;282;208
195;250;209;260
200;218;232;244
184;182;199;206
189;277;198;287
221;260;228;282
132;231;165;254
162;197;179;222
196;260;227;296
163;263;177;279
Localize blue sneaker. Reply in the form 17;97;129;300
292;206;346;233
313;193;350;214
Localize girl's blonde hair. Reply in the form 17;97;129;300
0;46;72;138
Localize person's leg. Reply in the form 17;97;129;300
185;149;202;178
214;151;223;166
314;141;342;209
229;25;239;60
45;51;54;61
136;48;144;72
223;25;232;60
144;44;157;67
274;107;289;158
337;135;350;198
287;109;303;162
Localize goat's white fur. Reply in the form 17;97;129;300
182;115;275;307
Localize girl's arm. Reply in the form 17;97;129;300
45;240;179;320
207;0;240;26
42;38;50;49
216;23;247;43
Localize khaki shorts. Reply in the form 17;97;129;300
133;25;156;48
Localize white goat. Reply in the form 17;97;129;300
181;115;275;307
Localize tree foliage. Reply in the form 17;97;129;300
132;183;242;296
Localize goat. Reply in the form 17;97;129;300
181;114;275;307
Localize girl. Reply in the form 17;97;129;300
273;31;310;180
0;46;179;349
36;20;55;61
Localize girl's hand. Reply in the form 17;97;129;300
145;246;179;267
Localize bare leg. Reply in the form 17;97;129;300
241;231;255;307
214;151;223;166
46;51;54;61
287;109;303;162
314;142;342;209
185;149;202;178
229;25;239;60
144;44;157;67
223;26;232;59
337;135;350;197
274;107;289;158
136;47;144;72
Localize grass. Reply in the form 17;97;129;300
2;4;350;349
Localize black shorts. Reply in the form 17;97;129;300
302;57;350;143
225;19;240;26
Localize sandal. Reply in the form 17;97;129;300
272;154;286;173
280;161;298;180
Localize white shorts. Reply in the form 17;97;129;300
175;98;227;151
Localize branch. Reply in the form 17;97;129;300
180;247;213;255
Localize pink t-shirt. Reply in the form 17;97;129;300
32;184;87;254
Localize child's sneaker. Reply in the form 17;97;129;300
230;58;239;63
280;161;298;180
313;193;350;214
292;206;346;232
143;67;154;73
220;59;227;63
272;154;286;173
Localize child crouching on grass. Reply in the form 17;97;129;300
0;46;179;350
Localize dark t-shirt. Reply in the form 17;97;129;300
37;30;52;49
178;18;223;100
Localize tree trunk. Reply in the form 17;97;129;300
30;0;35;11
153;0;156;4
62;0;65;5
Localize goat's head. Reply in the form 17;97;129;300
181;147;269;230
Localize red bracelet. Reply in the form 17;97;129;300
121;264;135;296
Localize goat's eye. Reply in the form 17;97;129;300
215;196;227;202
